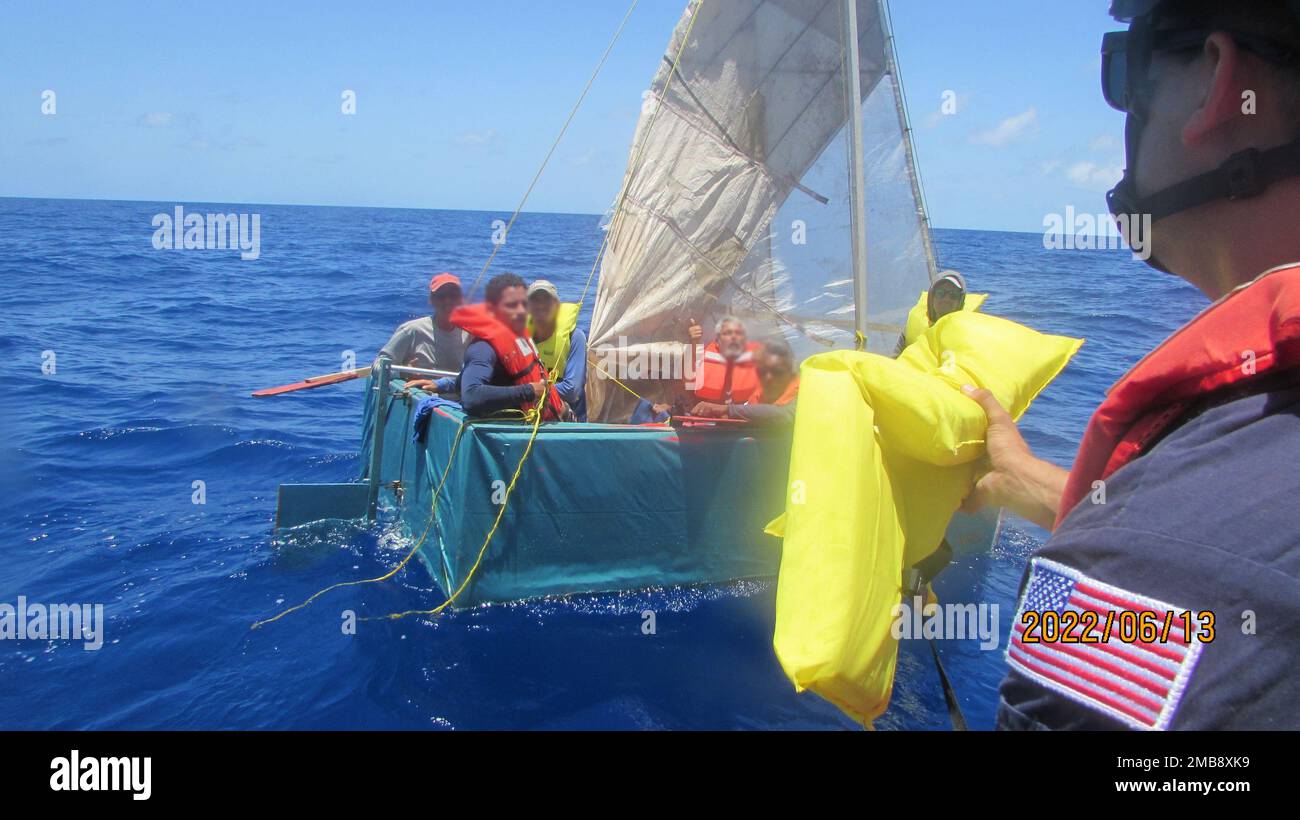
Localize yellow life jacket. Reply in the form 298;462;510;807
902;290;989;348
766;311;1082;726
529;302;580;380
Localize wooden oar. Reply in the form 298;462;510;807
672;414;749;425
252;366;372;397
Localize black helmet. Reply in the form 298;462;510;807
1110;0;1300;24
1105;0;1300;270
1108;0;1162;23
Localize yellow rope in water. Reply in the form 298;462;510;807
364;387;549;622
465;0;642;301
249;421;469;630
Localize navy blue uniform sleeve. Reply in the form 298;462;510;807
459;340;535;417
997;386;1300;730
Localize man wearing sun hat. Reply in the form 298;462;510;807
377;272;469;390
892;270;968;357
525;279;588;421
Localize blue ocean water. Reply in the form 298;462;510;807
0;197;1206;730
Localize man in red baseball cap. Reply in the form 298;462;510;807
376;272;468;391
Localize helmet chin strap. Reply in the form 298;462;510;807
1108;134;1300;271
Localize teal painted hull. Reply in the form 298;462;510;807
365;380;789;608
357;374;1000;608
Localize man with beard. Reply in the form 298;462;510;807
630;315;763;423
689;337;800;425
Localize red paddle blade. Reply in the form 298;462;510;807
251;369;367;397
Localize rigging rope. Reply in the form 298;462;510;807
465;0;642;301
576;0;705;310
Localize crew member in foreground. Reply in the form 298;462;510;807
965;0;1300;730
443;272;566;420
690;337;800;425
526;279;588;421
377;272;468;391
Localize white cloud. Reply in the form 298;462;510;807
453;129;500;147
139;112;175;128
1065;160;1124;191
569;148;599;167
1088;133;1120;152
971;107;1038;147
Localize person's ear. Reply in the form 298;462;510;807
1182;32;1250;147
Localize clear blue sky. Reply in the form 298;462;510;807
0;0;1122;232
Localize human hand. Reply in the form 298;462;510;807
690;401;728;418
687;318;703;344
959;385;1068;531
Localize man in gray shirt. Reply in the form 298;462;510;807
377;272;469;391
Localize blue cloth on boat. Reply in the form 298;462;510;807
412;395;463;443
630;398;670;424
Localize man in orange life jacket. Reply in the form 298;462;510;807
687;315;764;406
441;272;565;420
965;0;1300;729
632;315;764;423
690;337;800;425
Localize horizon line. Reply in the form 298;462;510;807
0;194;1044;235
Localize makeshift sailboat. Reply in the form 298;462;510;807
268;0;1002;609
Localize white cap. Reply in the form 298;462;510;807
526;279;559;300
934;270;966;292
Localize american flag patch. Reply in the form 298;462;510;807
1007;557;1206;730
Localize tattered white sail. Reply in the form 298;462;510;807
586;0;936;421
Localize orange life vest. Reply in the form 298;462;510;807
770;375;800;406
694;341;763;403
449;303;566;421
1057;263;1300;528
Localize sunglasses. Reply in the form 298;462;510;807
1102;22;1300;114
